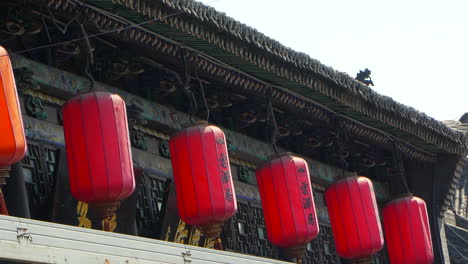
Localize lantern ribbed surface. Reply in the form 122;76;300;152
256;155;319;248
325;176;384;259
0;47;26;167
62;92;135;203
383;196;434;264
169;123;237;226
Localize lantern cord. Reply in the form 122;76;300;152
335;117;350;173
182;52;198;122
41;15;53;43
194;65;210;121
80;23;95;92
46;4;84;35
389;138;411;194
0;189;8;215
267;88;279;156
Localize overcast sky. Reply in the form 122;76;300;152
197;0;468;121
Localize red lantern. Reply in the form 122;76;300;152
62;92;135;219
169;122;237;238
383;195;434;264
325;176;384;260
256;153;319;258
0;47;27;170
0;47;27;215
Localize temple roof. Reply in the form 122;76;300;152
42;0;468;156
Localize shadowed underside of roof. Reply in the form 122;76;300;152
43;0;468;156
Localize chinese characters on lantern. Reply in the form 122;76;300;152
217;137;234;202
297;165;316;226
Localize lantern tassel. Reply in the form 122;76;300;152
90;201;120;232
353;257;373;264
0;167;11;215
283;243;307;260
0;189;9;215
214;237;223;250
102;215;117;232
0;166;11;185
199;223;224;250
90;201;120;219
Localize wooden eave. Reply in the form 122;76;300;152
29;0;468;159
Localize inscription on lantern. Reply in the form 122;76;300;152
298;164;316;226
221;170;230;183
300;182;309;195
216;136;233;202
219;153;229;168
308;213;316;225
303;197;313;209
225;188;234;201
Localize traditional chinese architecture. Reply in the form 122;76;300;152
0;0;467;263
442;116;468;264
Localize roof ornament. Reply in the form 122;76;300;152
355;68;374;86
459;113;468;123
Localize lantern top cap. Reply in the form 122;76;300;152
75;90;110;96
64;91;122;106
383;193;416;207
0;46;8;56
267;152;294;160
325;175;371;192
193;120;209;126
178;120;213;130
395;192;413;198
385;194;425;206
334;175;368;182
171;121;219;137
180;120;209;128
257;152;304;170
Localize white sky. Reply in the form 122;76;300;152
197;0;468;121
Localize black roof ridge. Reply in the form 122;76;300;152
79;0;468;154
132;0;467;149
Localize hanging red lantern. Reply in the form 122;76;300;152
325;176;384;261
169;121;237;239
0;47;27;172
62;91;135;223
383;195;434;264
0;46;27;215
256;153;319;260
